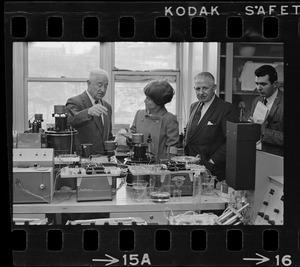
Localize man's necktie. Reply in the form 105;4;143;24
263;98;268;106
190;102;204;134
94;100;104;130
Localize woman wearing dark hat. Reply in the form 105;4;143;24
129;80;179;162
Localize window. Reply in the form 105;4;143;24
113;42;179;125
28;42;100;77
27;82;86;125
114;81;176;125
115;42;176;70
25;42;179;129
14;42;185;133
26;42;100;128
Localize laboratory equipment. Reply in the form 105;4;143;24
149;172;171;203
46;105;77;155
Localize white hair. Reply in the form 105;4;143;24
88;68;109;81
194;72;215;83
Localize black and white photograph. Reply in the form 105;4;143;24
11;41;284;226
5;1;300;266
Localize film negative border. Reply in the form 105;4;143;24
11;225;300;266
4;2;300;41
8;14;285;40
4;1;300;266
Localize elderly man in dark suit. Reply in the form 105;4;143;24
250;65;284;156
66;68;113;156
184;72;238;181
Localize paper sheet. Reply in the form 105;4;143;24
252;101;269;124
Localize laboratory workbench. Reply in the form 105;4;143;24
13;180;227;224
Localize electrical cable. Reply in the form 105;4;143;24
53;190;75;203
14;182;51;203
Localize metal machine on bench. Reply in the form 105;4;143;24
60;163;124;202
12;148;55;203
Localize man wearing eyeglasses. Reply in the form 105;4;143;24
184;72;238;181
66;68;113;156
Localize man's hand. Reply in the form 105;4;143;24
261;120;267;136
88;104;108;117
123;129;133;139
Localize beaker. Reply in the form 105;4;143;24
149;173;171;203
172;189;182;202
201;175;216;196
132;180;148;202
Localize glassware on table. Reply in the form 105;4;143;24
201;175;216;196
172;176;184;202
149;172;171;203
172;188;182;201
132;180;148;202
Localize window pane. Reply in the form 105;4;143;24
28;82;86;128
28;42;100;77
114;82;176;125
115;42;176;70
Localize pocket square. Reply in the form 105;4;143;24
207;121;214;125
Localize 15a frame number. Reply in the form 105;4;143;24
123;254;151;266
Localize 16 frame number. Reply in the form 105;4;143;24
275;255;292;266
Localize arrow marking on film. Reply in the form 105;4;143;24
92;254;119;266
243;253;270;265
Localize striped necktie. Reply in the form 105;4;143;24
190;102;204;134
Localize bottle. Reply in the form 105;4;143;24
238;101;246;122
193;172;201;212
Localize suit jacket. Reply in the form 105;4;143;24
250;90;284;156
184;95;238;180
66;91;113;156
130;108;179;163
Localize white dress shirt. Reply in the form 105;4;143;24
198;94;215;124
264;89;278;111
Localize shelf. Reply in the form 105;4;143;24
219;42;283;109
219;91;260;96
220;55;283;59
233;56;284;60
234;91;260;95
235;42;283;45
